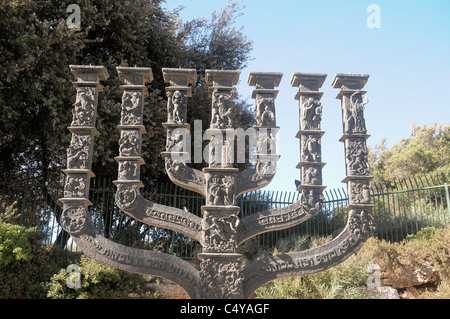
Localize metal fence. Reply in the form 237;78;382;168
0;172;449;259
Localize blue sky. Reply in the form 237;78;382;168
163;0;450;193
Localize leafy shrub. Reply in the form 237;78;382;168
0;217;158;299
46;255;160;299
0;221;34;270
0;220;79;298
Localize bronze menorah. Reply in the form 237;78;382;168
60;65;375;299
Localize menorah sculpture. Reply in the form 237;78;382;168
60;65;375;299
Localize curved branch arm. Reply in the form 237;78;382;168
65;209;200;298
164;157;206;197
241;208;375;298
237;198;303;245
235;159;278;197
237;187;324;245
114;182;203;243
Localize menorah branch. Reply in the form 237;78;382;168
242;217;369;298
161;68;207;196
113;67;203;241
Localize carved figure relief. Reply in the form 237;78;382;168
118;161;139;180
300;189;324;215
166;129;185;153
72;87;96;126
121;91;142;125
199;258;244;299
203;212;239;252
119;130;140;157
165;158;204;185
207;174;235;206
349;180;371;204
302;135;321;162
172;91;187;124
61;205;88;234
257;131;276;155
166;91;174;123
301;97;322;130
251;160;276;181
344;92;368;133
67;134;91;169
346;139;369;175
349;209;375;239
256;97;275;127
302;166;321;185
64;176;87;198
115;184;139;209
211;91;233;129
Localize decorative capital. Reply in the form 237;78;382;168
291;73;327;100
70;65;109;91
290;73;327;90
248;72;283;99
248;72;283;89
162;68;196;86
206;70;240;86
70;65;109;81
162;68;196;97
331;74;369;98
206;70;240;98
117;67;153;83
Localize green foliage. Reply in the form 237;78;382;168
46;255;158;299
369;123;450;185
0;220;79;298
0;0;254;182
0;221;34;269
405;226;438;241
0;218;159;299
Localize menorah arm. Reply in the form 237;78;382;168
67;220;199;298
241;208;375;298
163;157;206;197
115;182;203;243
235;158;279;197
237;196;311;246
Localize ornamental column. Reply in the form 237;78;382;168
60;65;109;236
290;73;327;214
113;67;153;209
332;74;376;238
249;72;282;171
161;68;197;163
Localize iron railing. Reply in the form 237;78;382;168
0;172;448;259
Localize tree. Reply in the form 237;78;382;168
0;0;254;181
0;0;255;247
369;123;450;185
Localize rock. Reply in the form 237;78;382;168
381;261;439;289
399;287;421;299
376;286;400;299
